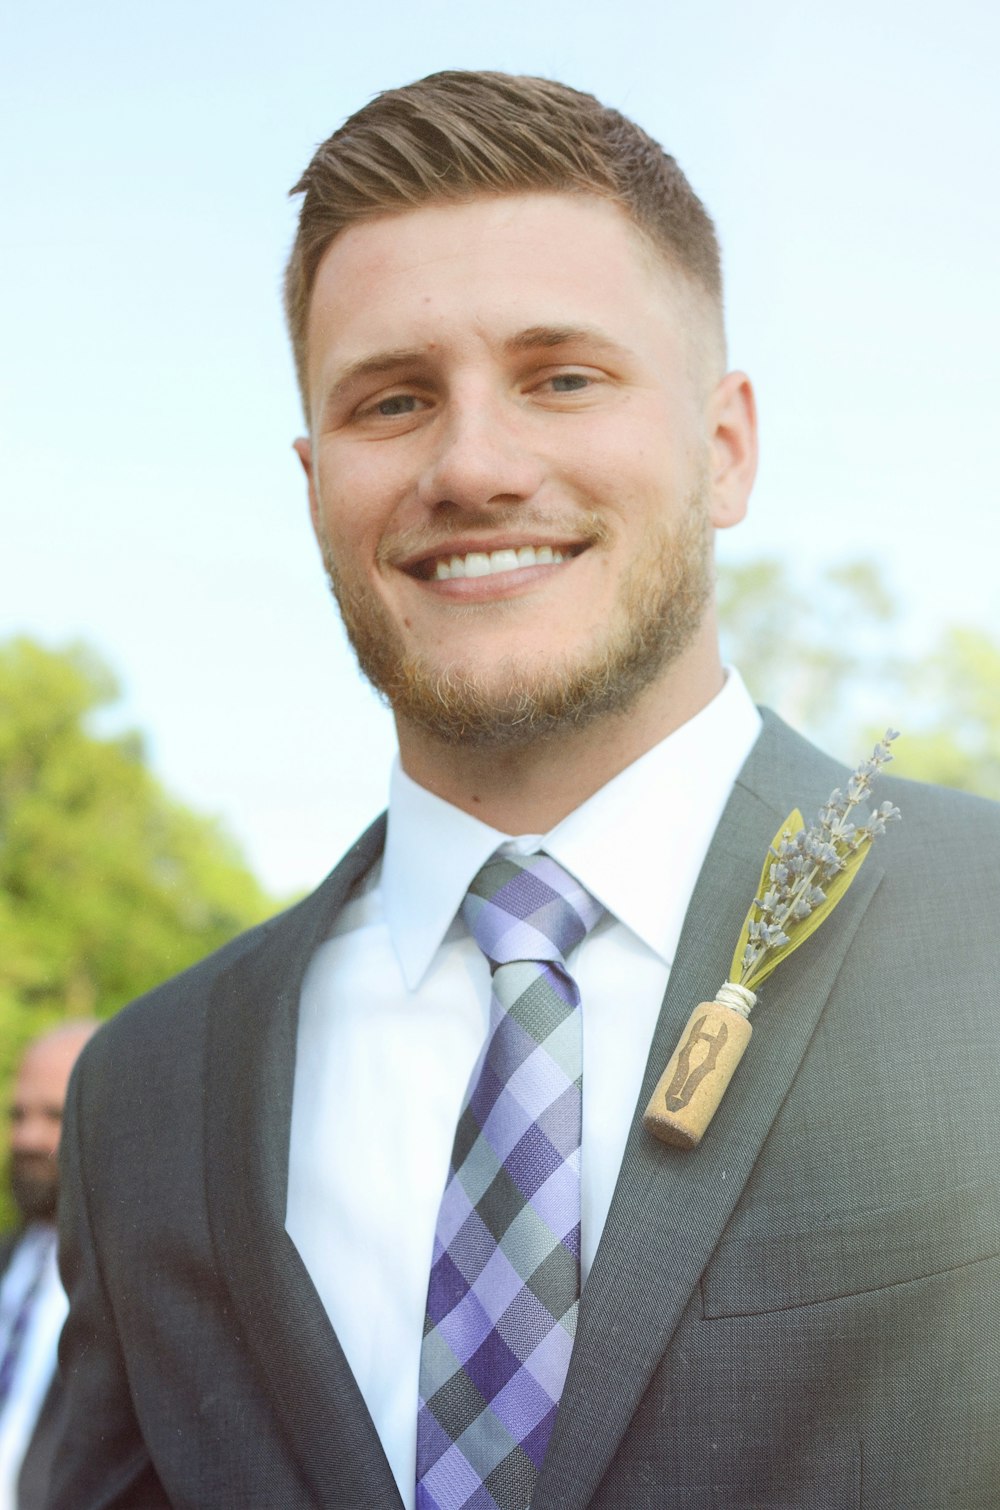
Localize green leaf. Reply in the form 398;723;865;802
729;809;804;984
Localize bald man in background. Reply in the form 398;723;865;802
0;1024;95;1510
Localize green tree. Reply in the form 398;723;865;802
887;627;1000;799
1;637;275;1226
717;557;897;757
718;557;1000;800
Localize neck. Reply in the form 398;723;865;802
396;642;726;835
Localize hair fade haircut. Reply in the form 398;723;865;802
285;70;723;408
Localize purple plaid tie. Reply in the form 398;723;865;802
416;851;603;1510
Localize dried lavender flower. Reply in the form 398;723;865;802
734;731;901;991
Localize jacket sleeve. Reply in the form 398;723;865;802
47;1051;171;1510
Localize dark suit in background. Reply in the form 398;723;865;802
49;714;1000;1508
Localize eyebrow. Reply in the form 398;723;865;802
503;324;625;357
324;348;433;403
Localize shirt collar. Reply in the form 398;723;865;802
384;670;761;989
383;774;510;990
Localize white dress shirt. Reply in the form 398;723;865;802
0;1225;66;1510
287;670;761;1508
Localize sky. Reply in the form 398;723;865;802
2;0;997;896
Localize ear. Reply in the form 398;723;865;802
705;370;757;530
292;437;321;535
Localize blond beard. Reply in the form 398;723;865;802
320;488;714;750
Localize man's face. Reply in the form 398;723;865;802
8;1035;81;1222
296;193;751;748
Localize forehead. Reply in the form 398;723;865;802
304;193;689;380
15;1039;79;1103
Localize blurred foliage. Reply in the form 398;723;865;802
0;637;275;1229
889;627;1000;798
718;557;1000;801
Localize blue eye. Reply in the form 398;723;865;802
376;393;418;416
549;373;589;392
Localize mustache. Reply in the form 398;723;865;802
10;1151;55;1169
374;508;611;567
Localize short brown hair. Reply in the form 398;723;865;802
285;70;723;406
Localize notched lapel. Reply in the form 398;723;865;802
203;816;404;1509
535;716;885;1509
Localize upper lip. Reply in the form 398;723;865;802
396;536;589;578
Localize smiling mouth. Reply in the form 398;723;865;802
434;544;576;580
404;542;587;582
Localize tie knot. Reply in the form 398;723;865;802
462;850;603;969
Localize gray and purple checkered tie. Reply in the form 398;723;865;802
416;851;603;1510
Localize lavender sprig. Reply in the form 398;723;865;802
736;732;902;989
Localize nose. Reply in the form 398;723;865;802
415;392;545;514
11;1111;60;1159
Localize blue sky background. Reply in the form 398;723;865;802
2;0;997;894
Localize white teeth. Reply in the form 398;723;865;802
432;544;571;581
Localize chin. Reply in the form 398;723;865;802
326;483;715;751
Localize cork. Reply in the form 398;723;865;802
643;1001;753;1150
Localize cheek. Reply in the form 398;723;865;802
313;475;375;555
566;415;674;496
315;448;408;543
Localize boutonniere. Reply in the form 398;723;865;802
643;732;902;1150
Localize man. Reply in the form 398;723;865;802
0;1024;95;1510
51;72;999;1509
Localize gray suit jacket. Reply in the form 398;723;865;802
50;713;1000;1508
